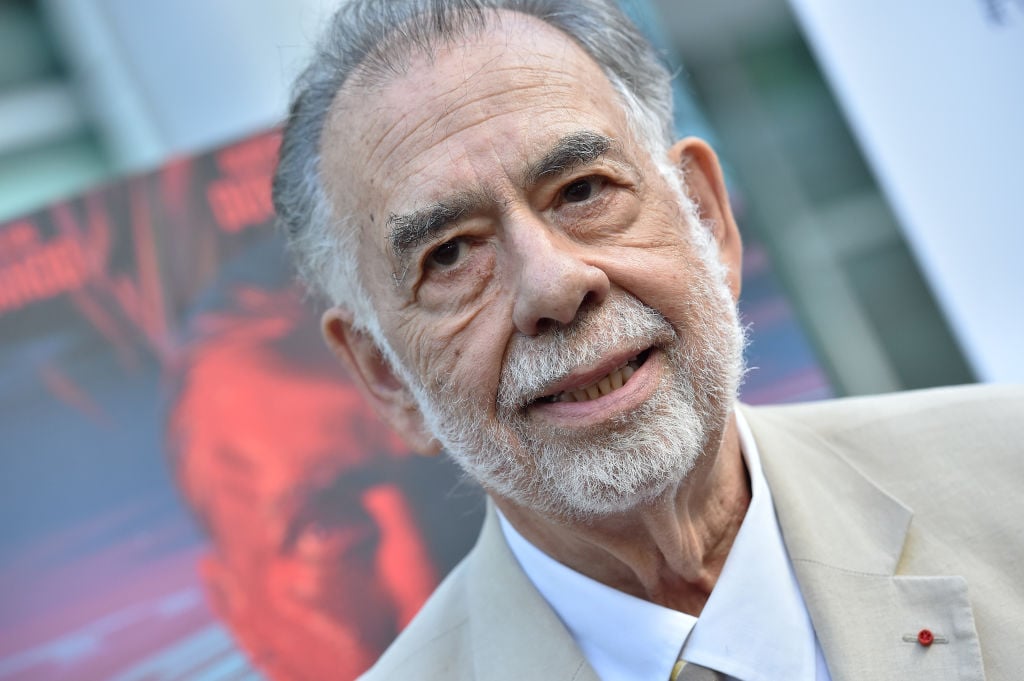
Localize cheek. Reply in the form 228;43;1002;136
395;300;508;400
601;240;711;326
397;254;513;383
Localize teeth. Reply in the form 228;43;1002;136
554;356;643;403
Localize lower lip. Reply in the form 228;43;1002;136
528;350;662;427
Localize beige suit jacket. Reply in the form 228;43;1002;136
362;384;1024;680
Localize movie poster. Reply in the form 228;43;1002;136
0;130;830;681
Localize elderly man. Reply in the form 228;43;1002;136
272;1;1023;679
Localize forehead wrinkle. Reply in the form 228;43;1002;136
337;20;619;204
363;38;581;164
375;100;578;211
353;49;499;175
354;68;476;179
370;75;576;182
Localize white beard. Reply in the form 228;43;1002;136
401;218;747;520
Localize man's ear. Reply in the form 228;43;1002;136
668;137;743;300
321;307;442;456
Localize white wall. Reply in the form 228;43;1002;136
788;0;1024;382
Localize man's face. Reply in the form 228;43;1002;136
322;14;744;518
178;342;436;680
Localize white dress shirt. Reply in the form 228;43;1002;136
498;409;832;681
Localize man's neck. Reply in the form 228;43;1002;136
494;414;749;616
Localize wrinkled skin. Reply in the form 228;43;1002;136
321;12;748;615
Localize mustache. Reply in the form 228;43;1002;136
496;294;675;410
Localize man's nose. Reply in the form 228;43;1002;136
509;217;610;336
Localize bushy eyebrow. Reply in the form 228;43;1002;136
523;130;613;185
386;130;614;271
387;193;483;268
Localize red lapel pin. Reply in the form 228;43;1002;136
902;629;949;646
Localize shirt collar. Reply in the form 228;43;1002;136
498;408;820;681
498;503;694;681
681;409;818;681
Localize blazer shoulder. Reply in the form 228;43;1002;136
360;557;474;681
745;382;1024;503
747;383;1024;440
744;383;1024;485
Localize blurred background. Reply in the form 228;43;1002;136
0;1;1020;680
3;0;1021;391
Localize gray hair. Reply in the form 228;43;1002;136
272;0;675;340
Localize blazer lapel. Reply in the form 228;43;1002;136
465;504;600;681
743;407;986;681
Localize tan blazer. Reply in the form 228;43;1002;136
361;385;1024;680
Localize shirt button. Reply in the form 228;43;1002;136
917;629;935;647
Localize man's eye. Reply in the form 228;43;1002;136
561;177;603;203
427;238;465;269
